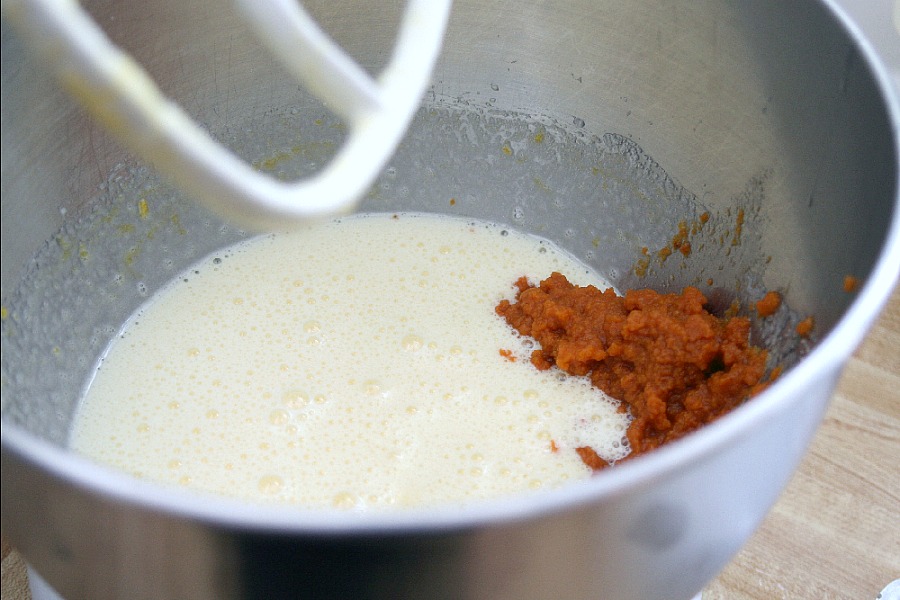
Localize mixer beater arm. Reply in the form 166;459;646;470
1;0;451;229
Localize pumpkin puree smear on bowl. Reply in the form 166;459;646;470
496;272;772;469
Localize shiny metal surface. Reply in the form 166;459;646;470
2;0;898;599
1;0;451;227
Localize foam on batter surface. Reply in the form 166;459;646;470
70;213;629;509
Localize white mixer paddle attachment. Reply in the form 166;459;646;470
0;0;452;229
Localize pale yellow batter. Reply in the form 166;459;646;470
70;213;629;509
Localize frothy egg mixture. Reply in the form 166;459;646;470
70;213;629;509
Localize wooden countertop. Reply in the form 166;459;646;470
3;285;899;599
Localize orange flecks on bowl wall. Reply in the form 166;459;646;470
756;291;782;317
796;316;815;337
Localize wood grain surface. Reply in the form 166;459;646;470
3;285;899;599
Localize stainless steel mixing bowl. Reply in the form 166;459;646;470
2;1;898;599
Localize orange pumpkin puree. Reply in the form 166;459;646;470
496;272;770;469
796;316;815;337
756;290;781;317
